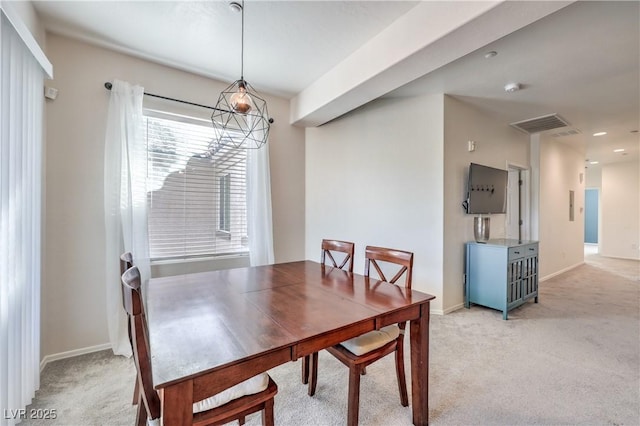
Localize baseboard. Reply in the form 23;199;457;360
598;253;640;261
540;261;585;282
442;302;465;315
429;302;462;316
40;343;112;372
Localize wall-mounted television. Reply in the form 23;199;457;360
464;163;508;214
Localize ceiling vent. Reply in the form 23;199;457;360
549;128;581;138
510;113;570;134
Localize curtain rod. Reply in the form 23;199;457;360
103;82;274;124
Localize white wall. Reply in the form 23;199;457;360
538;135;585;279
601;160;640;259
305;95;445;312
443;96;530;312
42;33;305;359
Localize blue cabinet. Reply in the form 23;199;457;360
464;239;539;320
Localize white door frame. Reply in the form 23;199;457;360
506;162;531;241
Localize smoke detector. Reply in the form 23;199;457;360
504;83;521;93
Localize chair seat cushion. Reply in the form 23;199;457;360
148;373;270;425
339;325;400;356
193;372;270;413
147;373;269;426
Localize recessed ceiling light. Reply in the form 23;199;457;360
504;83;520;93
614;148;625;153
590;161;599;165
593;131;607;136
484;51;498;59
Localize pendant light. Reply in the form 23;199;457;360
211;0;272;150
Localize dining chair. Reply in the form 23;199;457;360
119;252;139;406
120;252;134;276
121;266;278;426
308;245;413;426
320;239;355;272
301;239;356;393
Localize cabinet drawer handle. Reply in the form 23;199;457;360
514;251;520;255
529;247;535;251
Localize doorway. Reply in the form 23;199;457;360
584;188;599;246
506;164;530;241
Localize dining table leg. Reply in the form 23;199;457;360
410;302;430;426
160;381;193;426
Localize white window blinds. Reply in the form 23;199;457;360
144;111;248;260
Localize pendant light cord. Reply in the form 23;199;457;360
240;0;244;81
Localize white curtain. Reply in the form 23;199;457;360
247;141;274;266
0;11;44;426
104;79;149;357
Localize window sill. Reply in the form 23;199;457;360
150;253;251;278
150;252;249;266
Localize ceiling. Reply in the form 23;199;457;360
33;0;419;97
33;0;639;167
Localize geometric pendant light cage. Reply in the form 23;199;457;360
211;79;271;150
211;0;272;150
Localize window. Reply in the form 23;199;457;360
144;110;248;260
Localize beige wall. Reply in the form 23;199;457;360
584;160;639;260
42;33;305;359
585;166;602;188
538;135;585;279
601;160;640;259
305;94;532;314
305;95;445;312
443;96;530;312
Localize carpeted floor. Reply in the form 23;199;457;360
22;253;639;425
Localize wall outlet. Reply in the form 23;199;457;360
468;140;476;152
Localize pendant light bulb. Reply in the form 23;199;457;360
230;80;253;114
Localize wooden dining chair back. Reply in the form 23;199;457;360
302;239;356;390
121;266;161;425
122;266;278;426
119;252;140;407
120;251;134;276
364;245;413;289
320;239;355;272
307;245;414;426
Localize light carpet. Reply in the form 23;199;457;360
21;254;639;425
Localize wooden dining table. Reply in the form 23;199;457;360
145;260;436;425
